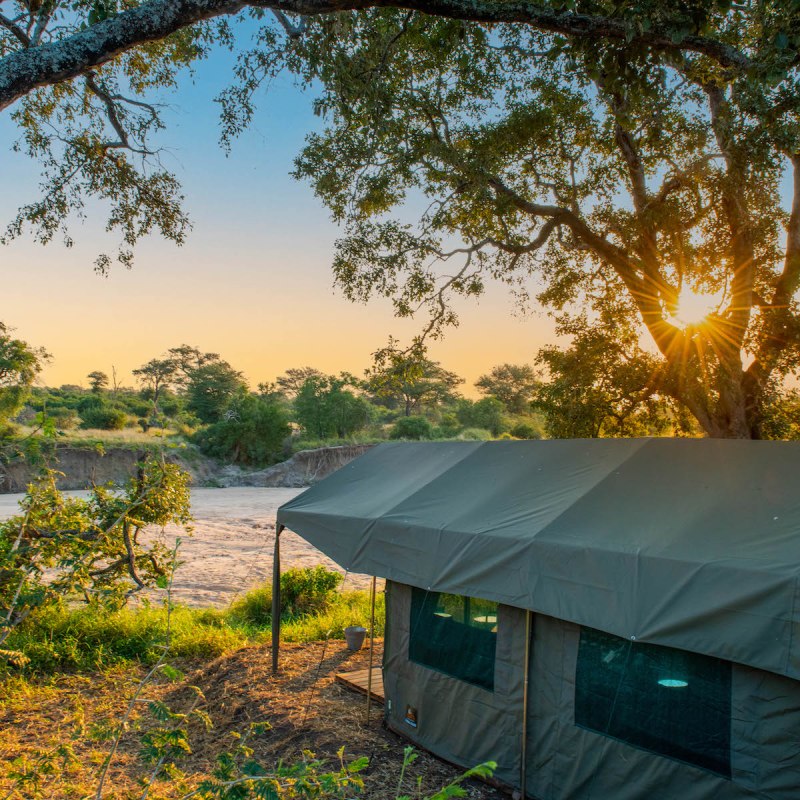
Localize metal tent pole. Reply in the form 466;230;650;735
271;524;284;675
366;575;377;723
519;610;532;799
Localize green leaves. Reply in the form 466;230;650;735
0;454;193;661
87;0;119;27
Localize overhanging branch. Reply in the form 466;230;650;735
0;0;753;112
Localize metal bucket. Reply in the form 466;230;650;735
344;625;367;651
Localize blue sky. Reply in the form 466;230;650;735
1;29;554;392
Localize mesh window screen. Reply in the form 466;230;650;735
408;588;498;691
575;627;732;777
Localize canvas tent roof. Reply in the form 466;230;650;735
277;439;800;680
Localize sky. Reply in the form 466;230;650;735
0;30;556;395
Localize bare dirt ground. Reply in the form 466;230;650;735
0;641;507;800
0;487;374;606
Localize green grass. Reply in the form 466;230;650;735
14;425;185;447
2;579;385;676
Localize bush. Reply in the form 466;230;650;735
280;566;343;616
195;395;290;466
435;412;461;438
389;415;433;440
227;584;273;627
51;408;79;430
456;397;508;436
79;403;127;430
458;427;492;440
227;566;344;627
510;420;543;439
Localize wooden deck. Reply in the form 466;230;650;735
334;667;385;703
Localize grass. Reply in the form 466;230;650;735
15;425;183;446
2;581;385;676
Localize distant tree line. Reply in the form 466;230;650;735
4;326;800;470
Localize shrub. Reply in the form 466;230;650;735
280;565;343;616
51;408;79;430
389;415;433;440
227;566;344;627
458;427;492;441
79;403;127;430
435;412;461;438
195;395;290;466
227;584;273;627
456;397;508;436
510;421;543;439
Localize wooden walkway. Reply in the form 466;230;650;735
334;667;385;703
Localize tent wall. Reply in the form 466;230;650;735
527;614;800;800
383;583;800;800
382;581;528;787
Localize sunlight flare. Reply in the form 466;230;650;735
671;287;722;328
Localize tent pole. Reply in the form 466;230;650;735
271;524;284;675
520;610;532;799
366;575;377;724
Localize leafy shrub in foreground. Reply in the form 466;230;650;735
227;566;344;627
280;565;343;616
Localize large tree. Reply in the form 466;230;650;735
185;359;247;423
3;2;800;437
293;373;371;438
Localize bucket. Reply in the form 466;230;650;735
344;625;367;651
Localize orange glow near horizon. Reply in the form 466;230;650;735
8;237;556;396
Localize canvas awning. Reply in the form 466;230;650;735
277;439;800;680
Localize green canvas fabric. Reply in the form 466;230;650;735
382;582;527;787
384;598;800;799
277;439;800;679
523;614;800;800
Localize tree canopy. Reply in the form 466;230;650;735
364;338;463;416
0;322;47;433
475;363;540;415
3;1;800;438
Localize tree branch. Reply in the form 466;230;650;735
0;11;30;47
0;0;752;112
704;82;755;362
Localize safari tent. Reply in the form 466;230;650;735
274;439;800;799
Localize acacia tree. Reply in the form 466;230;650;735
132;357;176;414
2;2;800;437
86;369;109;393
364;338;463;416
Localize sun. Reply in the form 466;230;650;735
671;287;722;328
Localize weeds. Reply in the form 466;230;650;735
2;568;384;675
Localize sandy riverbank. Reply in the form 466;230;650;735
0;487;373;607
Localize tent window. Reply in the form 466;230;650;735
408;588;498;691
575;627;731;777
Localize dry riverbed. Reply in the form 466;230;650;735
0;486;373;606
